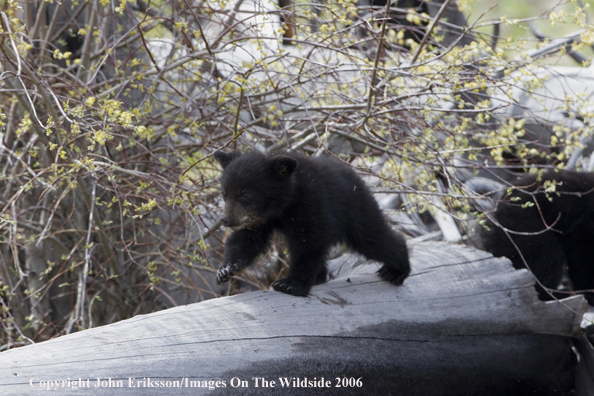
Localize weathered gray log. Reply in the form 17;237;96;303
0;242;587;395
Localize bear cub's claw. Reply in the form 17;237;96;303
271;278;309;297
377;265;409;286
216;262;241;283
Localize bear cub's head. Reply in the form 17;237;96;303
214;151;297;230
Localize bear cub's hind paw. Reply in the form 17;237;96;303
378;265;409;286
271;278;310;297
216;262;241;283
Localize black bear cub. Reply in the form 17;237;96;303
481;170;594;304
213;150;411;296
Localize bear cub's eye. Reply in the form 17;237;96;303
239;191;251;201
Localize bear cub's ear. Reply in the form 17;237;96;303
214;151;241;169
270;156;297;179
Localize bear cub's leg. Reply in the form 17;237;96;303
216;226;273;283
270;248;327;296
347;206;410;286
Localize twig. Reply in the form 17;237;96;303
80;181;96;326
364;0;392;120
232;86;245;150
410;0;454;64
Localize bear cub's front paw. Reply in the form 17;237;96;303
271;278;310;297
377;265;409;286
216;262;241;283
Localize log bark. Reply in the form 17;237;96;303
0;242;587;395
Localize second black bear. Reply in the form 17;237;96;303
213;150;411;296
480;170;594;303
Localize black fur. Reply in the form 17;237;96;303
213;150;411;296
481;170;594;303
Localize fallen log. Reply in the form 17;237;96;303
0;241;587;395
